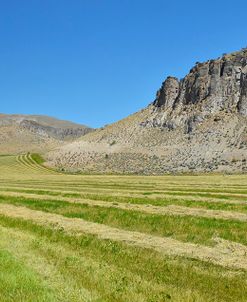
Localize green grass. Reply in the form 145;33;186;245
0;249;54;302
0;194;247;246
2;187;247;213
31;153;45;165
0;215;246;302
0;154;247;301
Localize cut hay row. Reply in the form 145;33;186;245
0;203;247;271
21;154;59;175
0;154;247;301
15;155;47;175
12;154;57;175
0;186;246;211
1;192;247;248
0;190;247;222
3;217;243;302
1;175;247;201
3;155;247;199
26;153;60;175
21;154;46;172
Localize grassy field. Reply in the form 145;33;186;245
0;154;247;301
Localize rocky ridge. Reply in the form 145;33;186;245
47;48;247;174
145;48;247;132
0;114;93;154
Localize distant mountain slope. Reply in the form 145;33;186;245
0;114;93;154
47;48;247;174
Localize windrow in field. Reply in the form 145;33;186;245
0;193;247;246
0;203;247;271
2;216;247;302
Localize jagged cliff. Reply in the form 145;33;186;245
146;48;247;131
47;48;247;174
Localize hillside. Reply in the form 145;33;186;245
0;114;92;155
47;48;247;174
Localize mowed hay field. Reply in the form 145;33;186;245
0;155;247;301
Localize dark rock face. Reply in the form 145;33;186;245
154;76;179;108
238;69;247;115
150;49;247;131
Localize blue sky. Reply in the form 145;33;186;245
0;0;247;127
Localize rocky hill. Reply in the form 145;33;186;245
47;48;247;174
0;114;92;154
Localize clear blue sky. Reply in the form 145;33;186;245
1;0;247;127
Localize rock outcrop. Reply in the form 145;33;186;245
47;48;247;174
147;48;247;133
